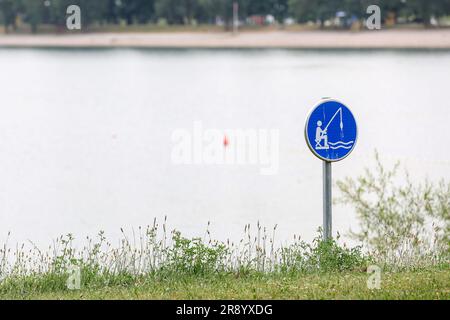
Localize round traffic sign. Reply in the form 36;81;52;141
305;99;357;162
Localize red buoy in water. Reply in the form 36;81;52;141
223;135;229;147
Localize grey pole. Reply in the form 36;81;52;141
233;2;239;35
323;161;332;240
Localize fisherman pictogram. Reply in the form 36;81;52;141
314;107;354;151
315;120;329;150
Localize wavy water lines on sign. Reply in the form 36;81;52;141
328;140;354;149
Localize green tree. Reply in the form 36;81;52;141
118;0;155;25
0;0;21;32
155;0;184;24
408;0;450;26
272;0;289;23
22;0;45;33
289;0;339;27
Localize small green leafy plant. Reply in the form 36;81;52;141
337;152;449;268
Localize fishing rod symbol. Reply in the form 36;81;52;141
315;107;353;151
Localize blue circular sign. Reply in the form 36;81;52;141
305;99;357;162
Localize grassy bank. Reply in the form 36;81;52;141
0;228;448;300
0;155;448;300
1;267;448;300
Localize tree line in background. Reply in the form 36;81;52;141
1;0;449;33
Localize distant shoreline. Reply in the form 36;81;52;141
1;30;450;49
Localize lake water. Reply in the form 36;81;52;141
1;48;449;247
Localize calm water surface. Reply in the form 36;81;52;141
0;49;449;246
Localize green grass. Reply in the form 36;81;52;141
1;268;448;300
0;226;448;300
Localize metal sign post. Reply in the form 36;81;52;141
323;161;332;240
305;98;357;241
233;2;239;35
